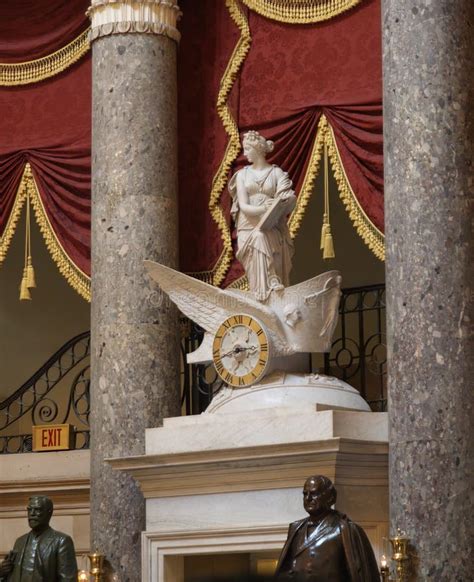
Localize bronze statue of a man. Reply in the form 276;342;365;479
0;495;78;582
275;475;380;581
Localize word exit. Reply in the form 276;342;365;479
32;424;73;452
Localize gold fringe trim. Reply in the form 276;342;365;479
184;269;214;284
0;28;90;86
208;0;252;286
288;115;327;238
227;275;249;290
289;115;384;261
240;0;363;24
25;164;91;301
0;167;29;265
325;120;385;261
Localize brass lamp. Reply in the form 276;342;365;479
88;552;105;582
390;529;410;581
379;529;410;582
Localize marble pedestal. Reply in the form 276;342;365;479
109;407;388;582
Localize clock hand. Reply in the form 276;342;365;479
221;345;258;358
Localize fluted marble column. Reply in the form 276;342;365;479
383;1;473;579
88;2;182;580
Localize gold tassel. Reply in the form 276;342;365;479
322;139;335;260
320;213;328;250
26;256;36;288
20;180;36;300
323;224;335;259
20;268;32;301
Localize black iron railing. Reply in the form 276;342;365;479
323;284;386;411
180;319;224;415
0;284;386;454
0;332;90;454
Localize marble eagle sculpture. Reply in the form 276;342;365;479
144;261;341;364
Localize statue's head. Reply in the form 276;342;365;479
303;475;337;517
242;130;274;162
27;496;53;532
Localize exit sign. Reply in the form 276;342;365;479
32;424;74;452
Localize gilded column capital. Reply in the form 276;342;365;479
87;0;181;43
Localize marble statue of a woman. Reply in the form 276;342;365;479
229;131;297;301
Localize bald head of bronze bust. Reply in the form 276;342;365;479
275;475;380;582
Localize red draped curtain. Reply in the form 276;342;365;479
0;0;91;300
1;0;383;297
178;0;383;287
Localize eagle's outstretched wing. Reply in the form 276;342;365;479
144;261;289;354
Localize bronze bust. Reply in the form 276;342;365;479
0;495;78;582
275;475;380;581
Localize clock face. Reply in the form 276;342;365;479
212;314;270;387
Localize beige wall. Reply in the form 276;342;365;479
0;213;90;401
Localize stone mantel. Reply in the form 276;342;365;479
107;437;388;498
106;410;388;499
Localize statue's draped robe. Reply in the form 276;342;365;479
275;511;380;582
229;165;296;300
5;526;77;582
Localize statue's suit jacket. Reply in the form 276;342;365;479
6;527;77;582
275;512;380;582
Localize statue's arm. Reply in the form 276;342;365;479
275;521;299;576
56;536;78;582
235;171;267;217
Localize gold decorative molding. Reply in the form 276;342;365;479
87;0;182;43
0;29;90;86
240;0;363;24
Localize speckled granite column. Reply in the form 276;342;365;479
88;2;181;580
383;1;473;579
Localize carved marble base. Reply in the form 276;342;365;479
108;408;388;582
206;371;370;414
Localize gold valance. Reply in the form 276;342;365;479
240;0;363;24
0;28;90;86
